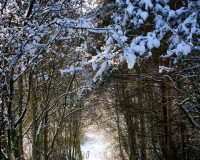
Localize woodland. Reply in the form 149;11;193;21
0;0;200;160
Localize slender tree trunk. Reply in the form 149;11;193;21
12;74;24;160
166;84;174;159
161;81;168;159
18;74;24;159
0;93;6;159
43;111;48;160
1;72;9;160
116;67;138;160
29;71;37;160
43;69;53;160
138;86;146;160
124;105;138;160
115;102;126;160
160;59;175;160
176;67;186;160
7;68;14;160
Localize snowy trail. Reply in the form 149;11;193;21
81;126;112;160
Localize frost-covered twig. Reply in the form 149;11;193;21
72;65;115;108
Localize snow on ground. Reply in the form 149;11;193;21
81;125;113;160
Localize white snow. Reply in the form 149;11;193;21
147;33;160;49
36;121;43;136
159;66;174;73
126;3;134;16
130;44;146;55
81;126;113;160
92;61;98;71
139;0;153;10
93;61;108;82
176;41;191;56
140;11;148;21
124;47;136;69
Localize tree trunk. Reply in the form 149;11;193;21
29;71;38;160
176;67;186;160
0;92;6;159
43;111;48;160
138;85;146;160
160;59;175;160
7;68;14;160
18;74;24;159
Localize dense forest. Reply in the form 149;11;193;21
0;0;199;160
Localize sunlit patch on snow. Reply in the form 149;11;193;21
81;125;113;160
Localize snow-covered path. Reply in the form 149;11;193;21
81;126;113;160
